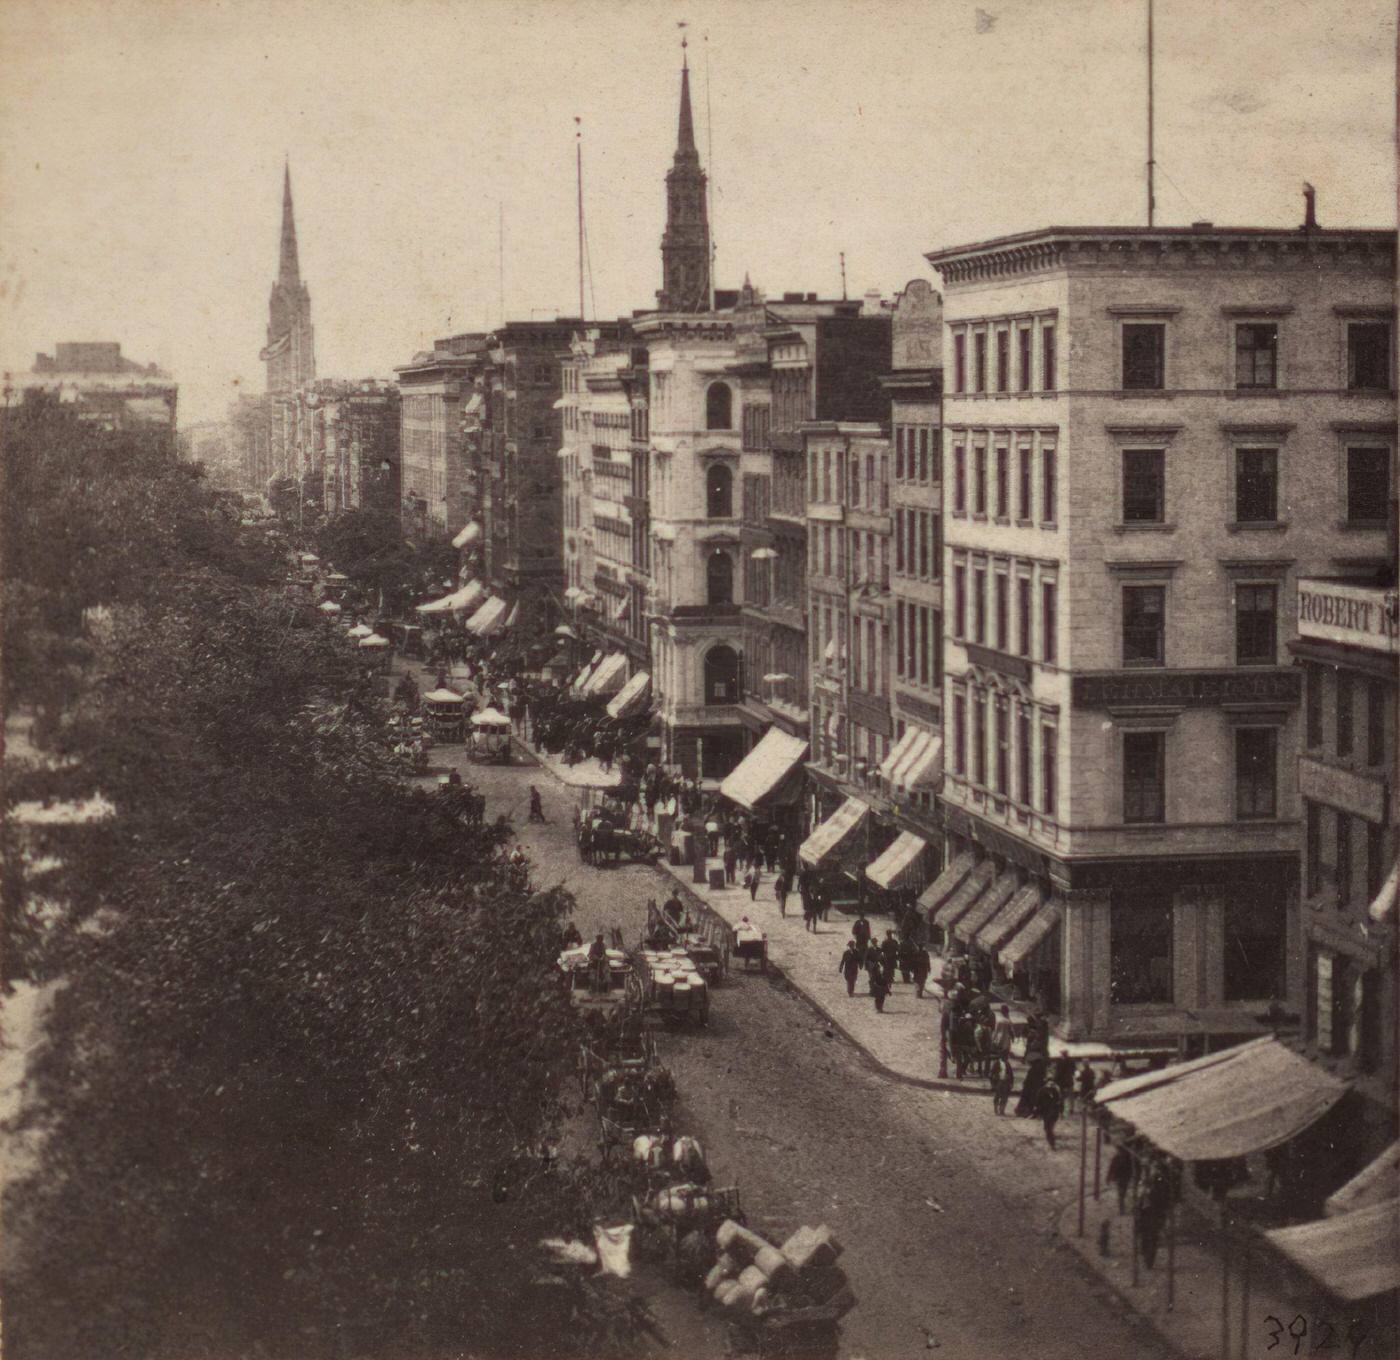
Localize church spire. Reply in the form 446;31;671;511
657;34;710;313
279;159;301;286
676;43;697;160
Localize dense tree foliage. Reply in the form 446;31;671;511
311;507;459;615
1;404;606;1358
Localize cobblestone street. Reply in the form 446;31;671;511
434;746;1178;1360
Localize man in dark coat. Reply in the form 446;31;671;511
1037;1077;1064;1150
866;955;888;1013
879;932;900;991
851;914;872;961
838;941;863;997
911;944;932;999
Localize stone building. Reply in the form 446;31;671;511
17;342;178;432
924;218;1395;1050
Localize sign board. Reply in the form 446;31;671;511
1072;668;1301;710
1296;580;1399;655
892;279;942;371
1315;952;1334;1054
1299;757;1388;825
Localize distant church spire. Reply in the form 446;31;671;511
657;32;710;313
279;159;301;286
263;160;315;395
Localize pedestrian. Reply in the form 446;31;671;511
992;1056;1015;1115
743;865;761;901
851;913;872;961
952;1008;977;1080
880;931;899;987
838;940;862;997
898;937;917;985
1074;1061;1097;1115
866;956;887;1013
774;868;790;917
528;785;546;823
722;841;738;885
991;1004;1015;1058
974;1011;995;1076
1037;1077;1064;1150
706;820;720;857
1107;1144;1134;1215
1052;1052;1076;1106
803;894;818;932
912;944;932;999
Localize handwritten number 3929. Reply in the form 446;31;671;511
1264;1315;1372;1356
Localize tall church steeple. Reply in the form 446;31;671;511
263;160;315;395
657;39;710;313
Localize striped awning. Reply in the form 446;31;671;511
607;670;652;720
571;650;605;692
466;595;509;636
1266;1201;1399;1302
955;869;1020;944
1326;1142;1400;1218
902;735;943;791
720;728;808;811
918;849;976;914
999;896;1064;968
1369;860;1397;924
931;860;996;930
976;881;1044;954
798;797;869;868
879;728;923;783
452;521;482;549
584;652;629;696
865;832;928;891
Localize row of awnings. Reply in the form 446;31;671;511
877;727;943;793
920;850;1064;968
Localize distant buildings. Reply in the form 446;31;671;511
12;342;177;431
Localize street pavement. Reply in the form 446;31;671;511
419;733;1189;1360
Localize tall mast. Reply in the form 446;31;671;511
1146;0;1156;227
576;118;586;322
704;32;715;311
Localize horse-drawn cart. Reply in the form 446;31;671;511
634;948;710;1027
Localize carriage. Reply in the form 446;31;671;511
469;706;513;763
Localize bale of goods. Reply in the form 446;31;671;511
752;1244;797;1289
750;1285;770;1316
713;1250;740;1280
704;1262;731;1293
632;1134;666;1168
716;1219;770;1262
780;1224;843;1274
713;1280;743;1311
736;1264;768;1296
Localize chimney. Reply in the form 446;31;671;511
1303;182;1318;230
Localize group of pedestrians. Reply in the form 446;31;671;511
837;918;933;1013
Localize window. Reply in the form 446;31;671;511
1367;821;1385;901
1041;581;1057;664
1042;447;1057;522
953;692;967;774
703;643;740;704
952;564;966;638
1337;674;1354;757
995;330;1009;393
706;462;733;518
994;573;1008;650
953;334;966;393
1042;324;1057;390
895;602;905;678
1337;813;1353;907
705;382;733;430
919;428;931;482
1018;327;1032;392
895;429;906;481
1367;678;1387;766
1123;730;1165;823
1121;322;1166;390
974;447;987;515
952;446;966;513
1347;322;1390;391
1235;448;1278;523
972;567;986;644
1017;578;1032;657
1235;323;1278;389
931;610;943;685
1041;723;1057;816
1018;447;1032;520
1110;890;1173;1004
995;448;1009;518
1305;664;1323;749
1306;800;1322;896
972;690;987;784
1122;449;1165;522
1346;446;1390;524
1017;707;1031;803
973;332;987;393
1220;896;1282;1002
706;550;733;605
1235;584;1277;664
918;512;930;578
894;508;906;574
1122;585;1165;666
994;696;1009;793
918;608;930;685
1235;727;1277;819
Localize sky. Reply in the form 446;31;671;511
1;0;1394;427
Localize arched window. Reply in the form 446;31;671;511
704;644;741;705
706;382;733;430
706;463;733;519
706;549;734;605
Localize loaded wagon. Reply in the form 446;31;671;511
634;947;710;1027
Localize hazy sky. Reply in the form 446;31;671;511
1;0;1393;426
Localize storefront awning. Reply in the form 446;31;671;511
865;831;929;891
1097;1035;1350;1162
1265;1200;1400;1302
416;580;481;614
918;849;976;914
466;595;509;636
1369;859;1397;924
1326;1142;1400;1218
607;670;652;720
564;586;586;603
955;868;1021;944
998;895;1063;968
571;650;604;693
452;521;482;549
720;728;808;811
584;652;628;696
901;735;943;791
878;728;923;783
976;880;1044;954
798;797;869;868
930;859;995;929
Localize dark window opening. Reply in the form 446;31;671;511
1235;323;1278;389
1122;323;1166;390
1122;585;1165;666
1347;322;1391;391
705;382;733;430
1235;726;1277;820
706;462;733;518
1235;447;1278;523
1123;729;1165;823
1346;446;1390;524
1224;895;1285;1000
1110;890;1173;1004
703;643;740;704
706;550;733;605
1123;448;1165;522
1367;678;1387;766
1235;583;1277;665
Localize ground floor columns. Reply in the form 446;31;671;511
1061;889;1110;1040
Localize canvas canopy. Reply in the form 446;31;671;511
583;652;628;696
976;880;1043;953
719;728;808;811
929;859;995;929
1096;1036;1350;1163
347;623;373;638
798;797;869;868
998;895;1063;967
318;600;341;613
878;728;923;783
466;595;509;637
955;868;1021;944
606;670;652;720
1326;1142;1400;1218
452;521;482;549
417;581;485;615
471;707;511;727
358;634;391;649
1369;859;1397;924
423;688;465;705
865;831;928;891
918;849;976;915
1264;1200;1400;1302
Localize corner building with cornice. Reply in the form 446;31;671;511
923;222;1395;1053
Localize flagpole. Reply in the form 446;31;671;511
1147;0;1155;226
576;118;586;322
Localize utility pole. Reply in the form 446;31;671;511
1146;0;1156;226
